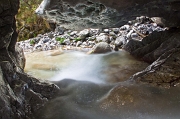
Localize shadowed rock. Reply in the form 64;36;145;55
0;0;59;119
124;28;180;87
36;0;180;30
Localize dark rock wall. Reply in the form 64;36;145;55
0;0;59;119
36;0;180;30
125;28;180;87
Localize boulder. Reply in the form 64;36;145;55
88;42;112;54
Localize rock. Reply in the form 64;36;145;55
55;26;66;34
33;44;43;51
88;42;112;54
150;17;165;27
120;25;130;30
124;28;180;63
115;36;126;48
14;44;26;69
131;33;138;38
0;62;59;119
36;0;180;30
17;15;166;53
0;1;59;119
126;30;134;39
70;31;78;36
96;34;110;43
76;41;82;47
43;38;50;43
77;29;90;41
63;39;71;45
112;28;119;34
89;28;100;36
131;48;180;87
104;29;109;33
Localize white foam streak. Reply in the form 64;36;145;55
50;54;106;83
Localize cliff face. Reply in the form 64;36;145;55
0;0;58;119
36;0;180;30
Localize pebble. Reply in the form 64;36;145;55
17;16;167;52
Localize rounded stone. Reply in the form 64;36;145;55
88;42;112;54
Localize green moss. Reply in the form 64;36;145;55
30;39;35;45
75;37;81;41
56;37;65;44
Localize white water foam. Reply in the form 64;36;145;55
50;53;106;83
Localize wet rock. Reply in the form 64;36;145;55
0;1;59;119
124;28;180;63
123;28;180;87
88;42;112;54
131;48;180;87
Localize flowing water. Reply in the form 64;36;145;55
24;50;180;119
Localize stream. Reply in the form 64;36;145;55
24;50;180;119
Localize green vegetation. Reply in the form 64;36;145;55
16;0;51;41
75;37;81;41
30;39;35;45
56;37;65;44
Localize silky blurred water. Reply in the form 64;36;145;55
25;50;180;119
24;49;148;83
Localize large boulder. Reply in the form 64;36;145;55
36;0;180;30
